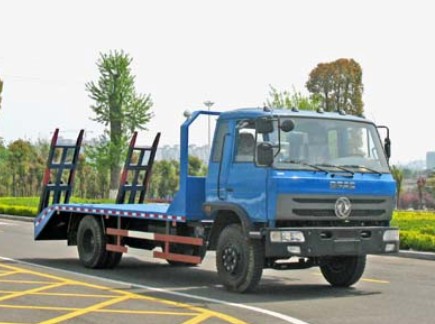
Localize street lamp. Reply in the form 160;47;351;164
203;100;214;154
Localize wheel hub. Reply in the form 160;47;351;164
222;246;239;274
83;229;95;254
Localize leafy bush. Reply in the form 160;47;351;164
0;196;114;217
1;197;435;252
393;211;435;252
0;204;37;216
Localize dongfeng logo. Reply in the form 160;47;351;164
335;197;352;219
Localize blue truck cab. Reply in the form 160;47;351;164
202;107;398;291
34;107;399;293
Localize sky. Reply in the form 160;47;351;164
0;0;433;165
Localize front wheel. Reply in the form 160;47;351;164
320;255;366;287
216;224;264;293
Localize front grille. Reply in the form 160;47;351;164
277;195;393;221
293;209;385;217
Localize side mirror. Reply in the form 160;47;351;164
256;118;274;134
377;125;391;160
384;138;391;159
257;142;274;166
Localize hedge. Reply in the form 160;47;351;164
1;197;435;252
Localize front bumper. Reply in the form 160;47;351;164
264;226;399;257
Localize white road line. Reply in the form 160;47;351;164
0;222;16;226
0;256;310;324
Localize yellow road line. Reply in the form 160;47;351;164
0;291;119;298
361;278;390;284
314;272;389;284
0;304;199;316
0;282;67;303
39;295;131;324
0;261;245;324
0;270;23;278
0;279;60;285
130;294;247;324
182;312;213;324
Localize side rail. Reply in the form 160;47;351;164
106;228;203;264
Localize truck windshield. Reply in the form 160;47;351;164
264;117;390;174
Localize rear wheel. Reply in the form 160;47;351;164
103;235;123;269
104;252;122;269
216;224;264;293
77;216;107;269
320;255;366;287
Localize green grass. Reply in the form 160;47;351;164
0;197;114;217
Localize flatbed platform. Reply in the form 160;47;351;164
34;202;186;240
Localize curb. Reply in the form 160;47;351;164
0;214;35;223
395;250;435;261
1;214;435;261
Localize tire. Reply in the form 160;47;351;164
103;234;123;269
320;255;366;287
77;216;108;269
104;251;123;269
216;224;264;293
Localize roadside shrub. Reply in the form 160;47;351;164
393;211;435;252
0;204;37;217
399;230;435;252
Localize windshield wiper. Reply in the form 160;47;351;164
341;164;383;176
316;163;355;175
285;160;329;173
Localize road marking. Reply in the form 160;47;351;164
0;222;16;226
0;258;247;324
361;278;390;284
0;279;59;284
39;294;132;324
0;290;119;298
183;312;213;324
0;256;310;324
0;282;67;302
0;304;198;316
0;270;22;277
314;272;389;284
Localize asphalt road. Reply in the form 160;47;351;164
1;218;435;324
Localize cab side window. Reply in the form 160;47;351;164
235;122;255;162
212;122;228;162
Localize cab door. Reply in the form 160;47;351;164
224;120;269;222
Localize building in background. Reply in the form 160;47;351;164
427;151;435;170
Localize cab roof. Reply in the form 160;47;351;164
218;107;369;123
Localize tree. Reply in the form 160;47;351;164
417;176;427;210
188;155;207;176
306;58;364;115
0;139;9;195
391;165;404;209
265;85;321;111
7;140;35;196
86;50;153;191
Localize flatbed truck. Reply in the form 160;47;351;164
34;107;399;293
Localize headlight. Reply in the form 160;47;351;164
270;231;305;243
383;229;399;241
